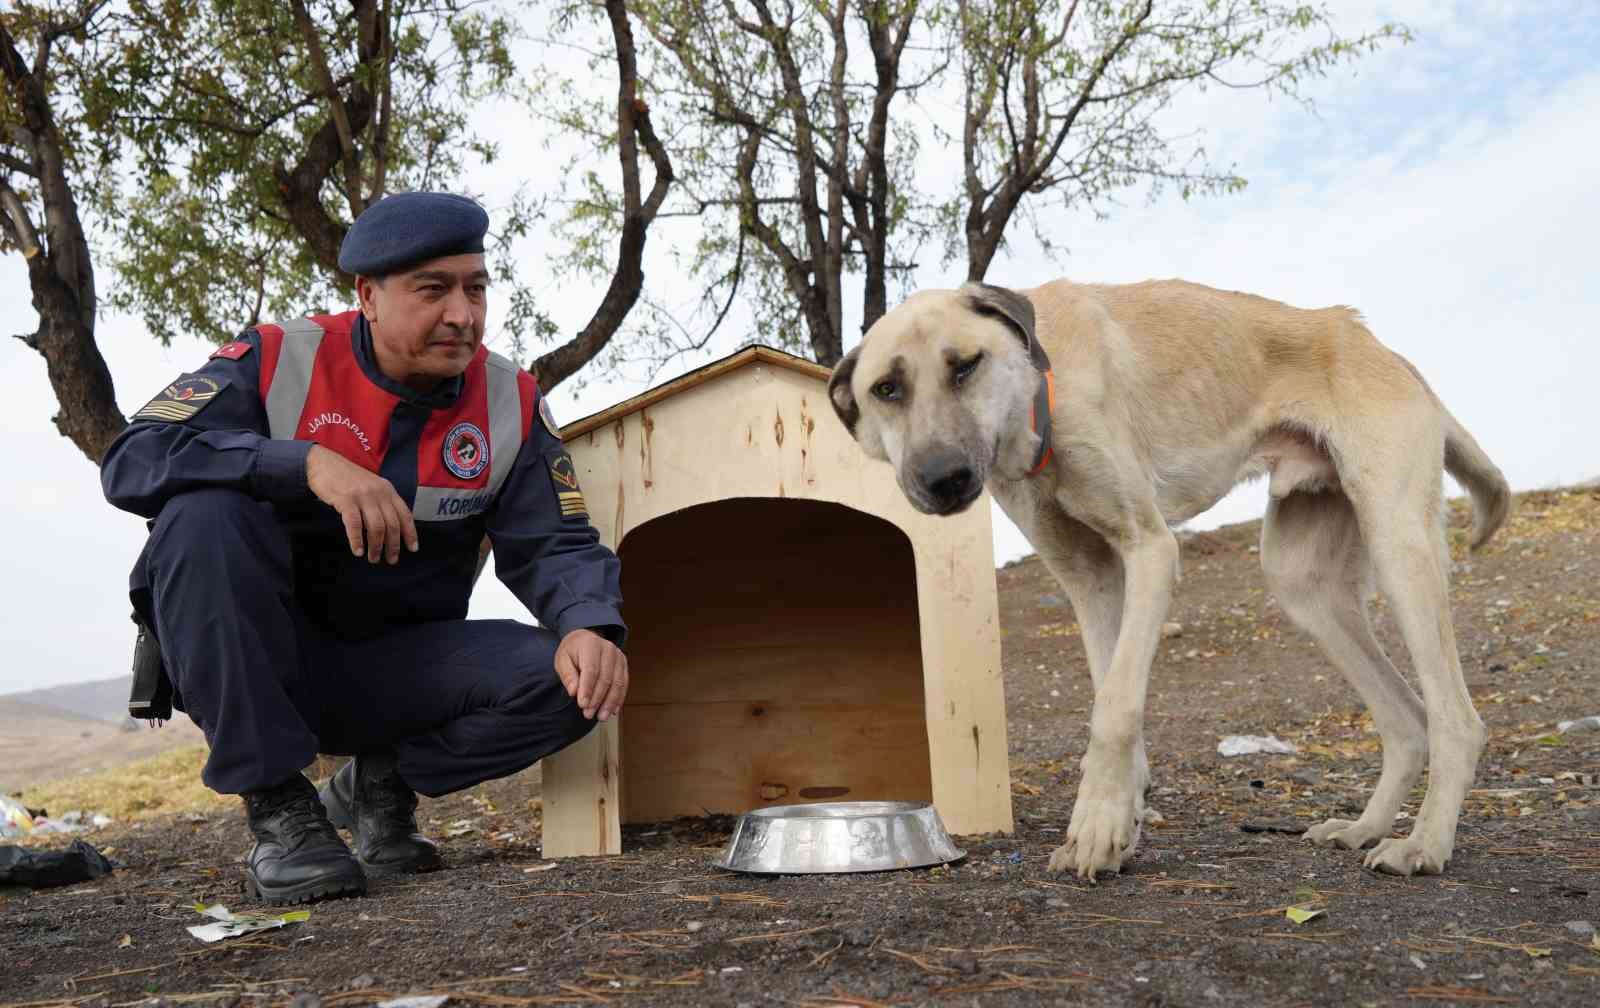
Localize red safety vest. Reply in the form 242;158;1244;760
253;311;537;521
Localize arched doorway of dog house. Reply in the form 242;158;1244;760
614;497;933;823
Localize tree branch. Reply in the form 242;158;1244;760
0;178;43;257
531;0;676;392
289;0;366;219
0;150;40;176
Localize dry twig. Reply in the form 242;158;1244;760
879;947;958;976
731;924;832;944
1402;987;1518;1004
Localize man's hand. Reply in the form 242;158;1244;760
306;444;419;564
554;629;629;722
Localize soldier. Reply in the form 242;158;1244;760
101;192;629;904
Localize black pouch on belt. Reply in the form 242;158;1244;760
128;612;172;723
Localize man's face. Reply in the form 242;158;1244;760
357;253;489;389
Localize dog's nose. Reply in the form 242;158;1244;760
919;455;976;508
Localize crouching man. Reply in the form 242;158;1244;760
101;192;628;904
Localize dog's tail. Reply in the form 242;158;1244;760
1443;410;1510;551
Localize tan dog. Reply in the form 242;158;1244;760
828;278;1510;879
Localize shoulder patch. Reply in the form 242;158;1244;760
133;374;230;424
549;451;587;519
210;341;252;361
538;396;562;440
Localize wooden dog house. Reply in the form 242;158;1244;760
539;345;1013;856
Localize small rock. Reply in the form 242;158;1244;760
346;975;378;991
686;920;705;933
289;996;322;1008
1160;622;1183;639
1288;768;1322;786
842;925;874;947
1568;808;1600;827
1566;920;1595;937
1038;593;1066;608
948;950;980;974
1557;715;1600;734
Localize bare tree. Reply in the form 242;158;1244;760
955;0;1405;279
546;0;1406;370
545;0;936;369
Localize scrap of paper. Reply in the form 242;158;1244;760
186;902;310;943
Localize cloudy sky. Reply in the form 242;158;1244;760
2;1;1595;696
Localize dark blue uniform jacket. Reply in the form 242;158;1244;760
100;318;625;646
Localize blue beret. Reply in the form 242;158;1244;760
338;191;490;276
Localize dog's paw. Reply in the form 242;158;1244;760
1048;793;1141;881
1364;835;1451;876
1303;818;1388;850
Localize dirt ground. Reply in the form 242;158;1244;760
5;488;1599;1007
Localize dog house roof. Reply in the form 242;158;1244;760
560;344;832;440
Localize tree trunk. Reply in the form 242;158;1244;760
2;13;126;464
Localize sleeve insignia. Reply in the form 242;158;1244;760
210;341;252;361
538;396;563;440
133;374;228;424
549;451;587;519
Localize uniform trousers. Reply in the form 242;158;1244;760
139;488;594;796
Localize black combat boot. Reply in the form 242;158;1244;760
243;772;366;904
319;751;441;877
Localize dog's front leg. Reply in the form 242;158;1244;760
1050;528;1179;880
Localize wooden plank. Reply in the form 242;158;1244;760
620;700;932;822
913;532;1014;837
561;346;832;440
539;719;622;857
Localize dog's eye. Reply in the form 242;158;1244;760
953;353;983;385
871;380;901;401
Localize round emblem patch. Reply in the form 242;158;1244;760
443;421;489;480
170;376;220;400
538;397;562;440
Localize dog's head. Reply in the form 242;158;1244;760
828;282;1045;515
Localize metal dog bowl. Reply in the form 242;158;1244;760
714;801;965;874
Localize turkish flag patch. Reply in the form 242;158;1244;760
210;341;252;361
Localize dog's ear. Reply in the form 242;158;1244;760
960;282;1036;351
828;345;862;437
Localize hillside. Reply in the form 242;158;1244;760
4;674;143;724
0;696;202;795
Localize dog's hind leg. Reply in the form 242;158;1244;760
1343;419;1486;876
1260;489;1427;852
